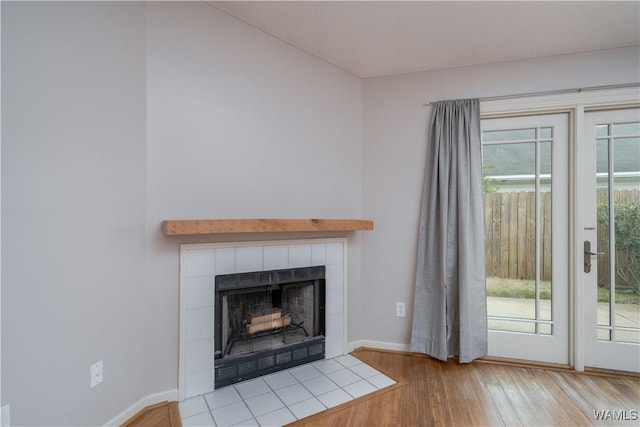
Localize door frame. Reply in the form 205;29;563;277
480;86;640;371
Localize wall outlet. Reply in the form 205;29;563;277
396;302;406;317
0;404;11;427
90;361;104;388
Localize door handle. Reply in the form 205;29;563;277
584;241;604;273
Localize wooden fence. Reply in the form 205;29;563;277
484;192;551;281
484;189;639;286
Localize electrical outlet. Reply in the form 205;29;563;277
396;302;406;317
1;404;11;427
90;361;104;388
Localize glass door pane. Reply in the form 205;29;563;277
595;121;640;344
482;114;569;365
483;129;552;334
583;108;640;373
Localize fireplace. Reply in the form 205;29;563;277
179;239;346;400
214;266;326;387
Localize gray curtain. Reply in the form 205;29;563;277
410;98;487;363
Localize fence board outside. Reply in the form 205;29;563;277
484;192;550;281
484;189;639;285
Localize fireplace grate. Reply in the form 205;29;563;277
214;266;326;388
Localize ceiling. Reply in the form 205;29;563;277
209;1;640;78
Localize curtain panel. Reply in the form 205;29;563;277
410;98;488;363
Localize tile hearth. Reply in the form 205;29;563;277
179;354;396;426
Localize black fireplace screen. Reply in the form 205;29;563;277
214;266;326;387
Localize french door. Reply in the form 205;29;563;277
580;108;640;372
482;107;640;372
481;113;570;364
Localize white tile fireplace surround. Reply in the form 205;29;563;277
180;238;348;400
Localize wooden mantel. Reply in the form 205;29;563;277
161;218;374;236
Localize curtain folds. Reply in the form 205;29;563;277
410;98;488;363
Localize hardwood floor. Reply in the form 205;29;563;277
121;401;181;427
290;348;640;426
127;349;639;426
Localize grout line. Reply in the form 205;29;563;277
252;373;291;423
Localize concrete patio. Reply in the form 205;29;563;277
487;296;640;342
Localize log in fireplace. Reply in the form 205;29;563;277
214;266;326;388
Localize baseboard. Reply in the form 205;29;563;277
104;389;178;427
347;339;410;353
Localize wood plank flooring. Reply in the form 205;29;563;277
121;401;181;427
290;348;640;426
125;349;639;426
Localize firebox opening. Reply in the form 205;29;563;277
214;266;326;388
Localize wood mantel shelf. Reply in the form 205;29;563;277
161;218;374;236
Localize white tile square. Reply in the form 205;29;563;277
185;370;215;399
185;338;214;373
179;395;209;419
235;378;271;399
334;354;362;368
326;368;361;387
343;380;377;398
367;373;396;389
302;375;339;396
236;247;263;273
288;397;326;420
349;363;381;379
182;411;216;427
325;243;344;265
262;370;298;390
215;248;236;274
255;407;296;427
311;244;326;265
288;364;322;382
244;391;285;417
263;245;289;270
185;306;214;340
311;359;343;375
212;401;253;426
205;385;242;410
325;265;343;290
288;244;312;268
325;288;344;316
316;388;353;408
186;249;216;277
274;383;313;406
186;276;214;310
325;314;344;358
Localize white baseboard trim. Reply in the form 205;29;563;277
104;389;178;427
347;339;410;353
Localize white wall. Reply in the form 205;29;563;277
2;2;364;425
143;2;363;399
360;46;640;348
1;2;148;425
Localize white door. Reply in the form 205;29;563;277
481;113;569;364
581;108;640;372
